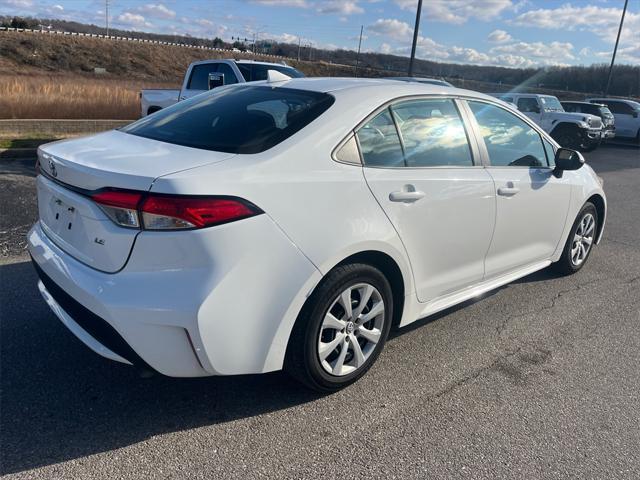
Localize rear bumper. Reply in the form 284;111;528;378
28;215;321;377
33;260;145;368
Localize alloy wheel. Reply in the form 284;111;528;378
571;212;595;266
317;283;385;376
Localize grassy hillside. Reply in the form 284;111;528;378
1;30;632;120
0;31;356;81
0;31;365;119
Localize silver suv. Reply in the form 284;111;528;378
586;98;640;141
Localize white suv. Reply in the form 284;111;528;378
586;98;640;141
493;93;603;151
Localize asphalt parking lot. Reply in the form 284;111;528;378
1;144;639;479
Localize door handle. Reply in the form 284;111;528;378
389;188;425;203
497;186;520;196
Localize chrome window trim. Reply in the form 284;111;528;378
337;94;487;170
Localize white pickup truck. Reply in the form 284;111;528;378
491;93;603;151
140;59;304;117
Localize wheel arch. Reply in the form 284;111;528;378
550;121;581;136
333;250;406;329
586;193;606;244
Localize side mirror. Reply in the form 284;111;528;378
208;72;224;90
553;148;585;178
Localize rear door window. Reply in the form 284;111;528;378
122;86;334;154
356;109;405;167
390;99;473;167
605;101;634;115
188;63;238;90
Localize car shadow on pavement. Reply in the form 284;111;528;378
0;260;324;475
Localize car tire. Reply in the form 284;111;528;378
582;139;599;152
285;263;393;392
553;202;598;275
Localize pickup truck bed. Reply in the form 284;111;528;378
140;89;180;116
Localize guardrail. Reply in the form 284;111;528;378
0;26;294;62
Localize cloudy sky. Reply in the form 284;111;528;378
1;0;638;68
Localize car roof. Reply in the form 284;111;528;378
562;101;600;105
258;76;488;97
587;97;637;104
235;59;292;67
387;76;451;84
190;58;292;68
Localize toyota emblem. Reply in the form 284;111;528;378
48;159;57;177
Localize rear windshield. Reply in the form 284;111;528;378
122;86;334;154
238;64;305;82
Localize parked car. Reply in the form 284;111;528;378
491;93;603;151
562;101;615;141
586;98;640;141
140;59;304;116
29;79;606;391
387;77;454;87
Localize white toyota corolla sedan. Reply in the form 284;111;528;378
28;77;606;391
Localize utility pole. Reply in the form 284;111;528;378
604;0;628;96
297;36;301;61
355;25;364;77
408;0;423;77
105;0;110;37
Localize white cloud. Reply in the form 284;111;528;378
368;18;413;40
488;29;512;43
265;32;299;43
317;1;363;15
251;0;309;7
379;42;392;54
134;4;176;20
116;12;153;28
594;44;640;65
513;5;640;44
0;0;33;7
491;41;575;63
395;0;514;24
194;19;214;27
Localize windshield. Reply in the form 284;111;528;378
540;96;564;112
122;86;334;154
599;106;613;117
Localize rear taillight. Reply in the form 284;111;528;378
92;190;143;228
91;189;262;231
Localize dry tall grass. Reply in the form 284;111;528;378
0;75;177;119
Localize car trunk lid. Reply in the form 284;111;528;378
36;130;236;272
